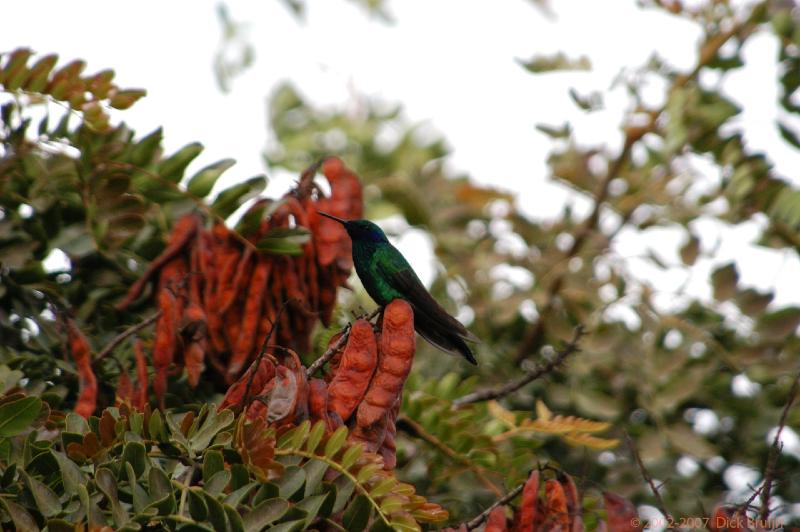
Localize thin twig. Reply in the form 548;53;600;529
463;482;524;530
92;312;161;365
513;11;757;366
397;414;503;498
454;325;585;407
305;308;381;377
625;432;674;527
241;303;287;411
759;370;800;520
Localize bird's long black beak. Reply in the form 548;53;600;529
318;211;348;225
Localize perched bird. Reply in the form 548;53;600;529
318;212;479;365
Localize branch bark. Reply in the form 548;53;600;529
306;308;380;377
397;414;503;498
759;370;800;520
455;325;584;407
92;312;161;365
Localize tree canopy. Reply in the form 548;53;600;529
1;0;799;530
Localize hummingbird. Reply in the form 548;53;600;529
318;212;478;365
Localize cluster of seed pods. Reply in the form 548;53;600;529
111;157;362;408
219;299;416;471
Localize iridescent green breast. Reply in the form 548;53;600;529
352;241;407;305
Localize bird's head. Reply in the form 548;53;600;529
318;212;389;243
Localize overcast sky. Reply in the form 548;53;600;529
4;0;800;309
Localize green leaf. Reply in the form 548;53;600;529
212;176;267;219
130;128;163;167
711;262;738;301
665;425;716;459
187;158;235;197
342;494;371;532
757;307;800;341
0;498;39;532
323;426;348;458
188;487;209;521
303;459;328;497
203;449;224;482
122;440;147;478
305;420;326;454
266;519;306;532
295;493;328;528
126;462;150;513
205;469;231;497
147;466;176;515
225;503;245;532
679;234;700;266
0;395;41;436
158;142;204;183
203;491;227;532
332;475;356;514
339;443;363;471
736;288;773;315
242;497;289;532
223;482;258;508
191;408;234;453
21;471;61;517
277;420;310;450
518;52;591;73
51;450;86;497
96;467;129;526
256;227;311;256
65;412;89;434
148;409;164;440
368;477;396;498
277;465;306;499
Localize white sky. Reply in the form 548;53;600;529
5;0;800;308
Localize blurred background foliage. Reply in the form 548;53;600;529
2;0;800;528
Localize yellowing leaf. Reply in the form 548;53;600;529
562;432;620;450
487;400;517;428
535;400;552;422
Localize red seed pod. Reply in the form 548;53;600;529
184;338;206;388
227;259;271;381
544;479;570;531
67;320;97;419
218;355;277;411
356;300;415;428
379;398;400;470
485;507;508;532
153;288;179;404
116;370;133;406
325;331;346;376
327;320;378;422
559;473;584;532
311;196;346;267
116;213;199;310
515;470;541;532
308;379;329;422
219;247;254;314
133;339;148;411
348;408;388;454
602;492;641;532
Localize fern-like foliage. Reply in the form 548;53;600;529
0;393;447;531
0;47;146;130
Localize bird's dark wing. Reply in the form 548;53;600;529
379;265;480;345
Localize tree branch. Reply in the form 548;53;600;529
463;482;524;530
759;369;800;520
455;325;584;407
92;312;161;365
305;308;380;377
625;432;674;527
397;413;503;498
241;302;287;411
